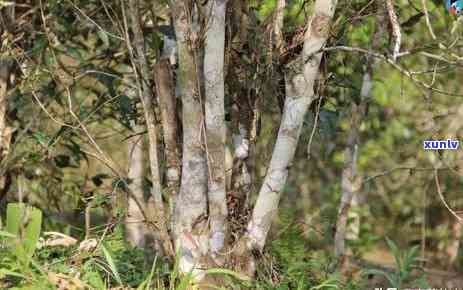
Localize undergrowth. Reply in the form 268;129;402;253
0;203;428;289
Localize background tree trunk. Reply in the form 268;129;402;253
125;130;146;248
126;0;172;257
334;3;385;263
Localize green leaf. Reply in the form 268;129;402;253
203;268;251;281
0;229;16;238
32;132;50;147
97;30;110;48
101;244;123;286
0;269;26;279
85;270;106;290
136;256;157;290
385;237;402;275
6;203;22;236
54;154;71;168
118;94;135;129
66;47;83;61
6;203;42;268
31;35;47;56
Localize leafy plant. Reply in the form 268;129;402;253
0;203;51;289
5;203;43;269
364;237;430;288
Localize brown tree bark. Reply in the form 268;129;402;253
154;59;180;219
0;4;15;195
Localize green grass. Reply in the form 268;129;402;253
1;203;429;290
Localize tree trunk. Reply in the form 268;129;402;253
154;59;180;227
204;0;228;265
0;5;14;194
126;0;172;257
334;3;385;264
171;1;209;276
239;0;338;273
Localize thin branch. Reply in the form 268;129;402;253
434;169;463;225
386;0;401;61
421;0;436;40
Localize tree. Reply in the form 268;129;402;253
120;0;338;282
4;0;463;288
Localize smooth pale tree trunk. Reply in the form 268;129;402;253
204;0;228;264
125;131;147;248
171;1;209;276
126;0;172;256
241;0;338;267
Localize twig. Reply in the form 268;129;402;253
433;169;463;225
421;0;436;40
307;95;323;159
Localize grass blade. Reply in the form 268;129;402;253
101;244;123;286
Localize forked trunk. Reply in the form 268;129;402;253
236;0;338;276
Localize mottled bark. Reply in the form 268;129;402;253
0;59;10;171
0;5;14;193
126;0;172;256
334;114;361;259
171;1;209;275
386;0;401;61
244;0;338;253
125;132;146;248
204;0;228;263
